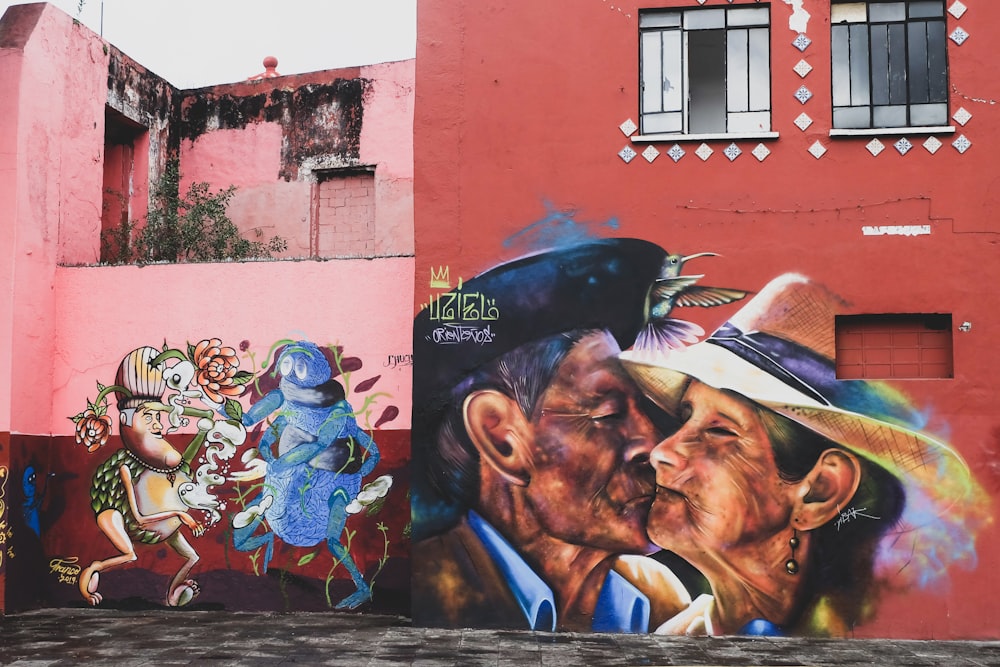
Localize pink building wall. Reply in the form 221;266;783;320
0;3;414;614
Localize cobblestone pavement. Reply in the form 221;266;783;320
2;609;999;666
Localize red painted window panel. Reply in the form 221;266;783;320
835;314;953;379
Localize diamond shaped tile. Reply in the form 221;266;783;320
642;145;660;163
667;144;686;163
619;145;637;163
619;118;638;136
866;138;885;157
894;138;913;155
953;135;972;154
697;0;706;4
794;86;813;104
950;27;969;45
752;143;771;162
724;143;742;162
949;1;967;19
793;59;813;78
793;34;812;52
923;136;943;154
808;141;827;159
695;143;713;161
794;113;813;131
953;107;972;126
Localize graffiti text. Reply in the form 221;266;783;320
835;506;881;531
861;225;931;237
429;324;496;346
49;557;82;584
384;354;414;368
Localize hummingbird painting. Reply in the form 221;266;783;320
634;252;749;353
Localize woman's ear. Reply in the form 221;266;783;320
792;448;862;530
463;390;534;486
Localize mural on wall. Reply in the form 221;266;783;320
411;238;989;636
64;338;401;610
0;466;13;573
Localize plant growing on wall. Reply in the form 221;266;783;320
101;159;287;264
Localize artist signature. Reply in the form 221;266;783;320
835;506;880;531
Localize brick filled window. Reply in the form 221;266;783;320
835;313;953;379
639;5;771;135
831;1;948;129
314;167;376;257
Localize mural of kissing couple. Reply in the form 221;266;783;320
411;238;988;636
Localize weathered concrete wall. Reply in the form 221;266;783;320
178;59;414;259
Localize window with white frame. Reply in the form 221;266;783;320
639;6;771;136
832;1;948;129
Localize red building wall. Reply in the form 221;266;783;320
413;0;1000;639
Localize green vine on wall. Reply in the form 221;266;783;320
101;159;287;265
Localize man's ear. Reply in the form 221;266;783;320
792;449;861;530
463;390;533;487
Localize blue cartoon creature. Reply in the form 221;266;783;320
230;341;380;609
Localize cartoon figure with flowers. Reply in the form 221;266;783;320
71;340;249;607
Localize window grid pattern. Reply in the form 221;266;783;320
835;314;953;379
832;1;948;129
640;6;771;135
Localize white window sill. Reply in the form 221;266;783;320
631;131;779;143
829;126;955;137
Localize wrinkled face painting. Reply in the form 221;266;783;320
647;380;795;560
527;331;658;554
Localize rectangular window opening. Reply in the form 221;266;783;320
312;166;377;259
831;1;948;130
835;313;953;379
639;6;771;136
101;107;149;264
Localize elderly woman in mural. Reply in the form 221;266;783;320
620;274;988;636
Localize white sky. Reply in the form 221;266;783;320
0;0;416;88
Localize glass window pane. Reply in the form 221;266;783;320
909;1;944;18
727;7;769;27
873;105;907;127
870;3;905;22
832;25;852;107
926;20;947;102
870;25;890;105
910;103;947;126
888;24;907;104
641;112;683;134
640;11;681;28
832;3;867;23
641;32;663;113
727;29;749;112
688;29;727;133
685;9;725;30
833;106;872;129
748;28;770;111
727;111;770;133
850;24;871;106
908;22;930;103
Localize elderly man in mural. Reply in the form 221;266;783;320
412;239;725;632
76;345;243;607
621;274;988;636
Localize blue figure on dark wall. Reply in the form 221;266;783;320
22;464;54;537
229;341;380;609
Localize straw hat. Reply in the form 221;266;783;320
620;274;975;506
